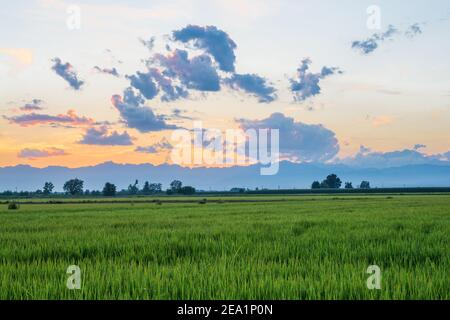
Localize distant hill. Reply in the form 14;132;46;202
1;161;450;192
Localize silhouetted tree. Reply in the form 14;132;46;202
360;181;371;189
43;182;54;195
142;181;151;195
345;182;353;189
128;179;139;195
311;181;321;189
322;174;342;189
63;178;84;195
102;182;117;196
170;180;182;193
180;186;196;195
149;183;162;193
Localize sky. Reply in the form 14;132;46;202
1;0;449;168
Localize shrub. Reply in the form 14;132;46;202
8;202;20;210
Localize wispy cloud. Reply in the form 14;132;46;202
51;58;84;90
289;58;343;102
135;138;173;154
352;25;397;55
5;109;94;127
94;66;120;77
18;147;68;159
79;126;134;146
20;99;44;112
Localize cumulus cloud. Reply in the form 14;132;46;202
94;66;120;77
153;49;221;92
20;99;44;111
289;58;343;102
172;25;237;72
51;58;84;90
127;71;160;99
18;147;68;159
148;68;189;102
5;109;94;127
351;25;397;55
129;25;276;103
111;87;179;133
340;148;446;168
225;73;277;103
237;112;340;162
79;126;133;146
135;138;173;153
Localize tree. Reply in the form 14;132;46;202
360;181;371;189
142;181;151;195
149;183;162;193
43;182;54;195
320;181;329;189
322;174;342;189
63;178;84;195
102;182;117;196
170;180;182;193
345;182;353;189
128;179;139;195
311;181;321;189
180;186;196;195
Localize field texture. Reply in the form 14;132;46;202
0;195;448;299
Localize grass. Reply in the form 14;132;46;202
0;194;448;299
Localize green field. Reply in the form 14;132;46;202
0;194;448;299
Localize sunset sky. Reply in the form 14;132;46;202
1;0;450;168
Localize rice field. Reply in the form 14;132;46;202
0;194;448;299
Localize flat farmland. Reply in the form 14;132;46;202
0;194;448;299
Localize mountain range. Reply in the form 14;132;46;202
1;161;450;191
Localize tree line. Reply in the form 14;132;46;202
311;174;370;190
0;179;196;197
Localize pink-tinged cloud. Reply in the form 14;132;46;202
5;109;94;127
18;147;68;159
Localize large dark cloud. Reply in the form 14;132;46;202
172;25;237;72
111;87;178;133
126;25;277;104
79;126;133;146
5;110;94;127
225;73;277;103
51;58;84;90
289;58;342;102
18;147;68;159
153;49;221;92
351;25;397;55
238;112;340;162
